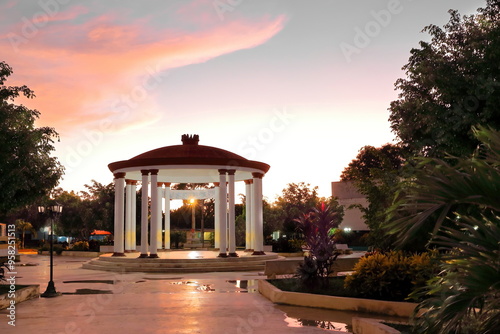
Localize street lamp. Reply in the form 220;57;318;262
38;203;63;298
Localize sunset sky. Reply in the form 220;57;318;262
0;0;485;201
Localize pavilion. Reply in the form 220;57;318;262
107;134;270;258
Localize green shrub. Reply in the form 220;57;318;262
71;241;89;251
344;251;440;301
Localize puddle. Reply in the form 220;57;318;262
63;289;113;295
17;262;39;266
63;280;115;284
284;317;350;332
226;280;258;293
135;280;146;283
143;277;184;281
170;281;215;292
277;304;407;333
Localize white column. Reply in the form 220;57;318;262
149;170;159;258
227;170;238;257
157;182;163;249
217;170;227;257
124;180;132;252
131;181;137;251
139;170;149;258
164;183;171;250
245;180;253;251
252;172;265;255
113;173;126;256
214;182;220;249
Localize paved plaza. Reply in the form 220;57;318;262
1;254;352;333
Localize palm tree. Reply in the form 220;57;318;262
16;219;37;249
388;126;500;333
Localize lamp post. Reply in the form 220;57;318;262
38;203;63;298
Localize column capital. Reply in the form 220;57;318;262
150;169;159;175
244;179;253;185
157;182;163;187
164;182;171;187
114;172;126;179
213;182;220;187
218;169;228;174
252;172;264;179
141;169;150;176
227;169;236;176
126;179;138;185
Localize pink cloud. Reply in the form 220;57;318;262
0;5;287;136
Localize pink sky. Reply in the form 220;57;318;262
0;0;486;200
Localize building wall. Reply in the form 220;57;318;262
331;181;369;231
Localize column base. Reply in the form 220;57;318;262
148;253;159;258
138;253;149;258
112;252;126;257
218;253;228;258
228;252;239;257
251;251;266;256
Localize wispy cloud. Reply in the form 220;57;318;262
0;2;287;135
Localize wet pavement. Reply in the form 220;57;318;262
1;254;354;333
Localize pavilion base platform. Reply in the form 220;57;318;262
82;250;280;273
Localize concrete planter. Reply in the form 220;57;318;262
258;279;418;318
0;285;40;310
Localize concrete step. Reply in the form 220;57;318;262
82;262;265;273
89;259;268;268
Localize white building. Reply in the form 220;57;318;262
331;181;369;231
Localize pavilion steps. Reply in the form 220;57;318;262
82;253;279;273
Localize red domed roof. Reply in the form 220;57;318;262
108;135;270;178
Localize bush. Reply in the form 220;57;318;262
71;241;89;251
171;230;186;249
271;237;303;253
344;251;440;301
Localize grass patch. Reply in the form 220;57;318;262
0;284;30;295
267;277;411;302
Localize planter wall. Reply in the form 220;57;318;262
258;279;418;318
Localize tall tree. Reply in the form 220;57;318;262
389;1;500;158
0;61;64;213
15;219;36;248
341;144;406;249
274;182;320;233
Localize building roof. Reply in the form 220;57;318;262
108;134;270;183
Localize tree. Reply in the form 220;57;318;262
15;219;36;248
79;180;115;237
389;126;500;333
274;182;320;233
340;144;406;249
0;61;64;214
52;189;85;237
389;1;500;158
